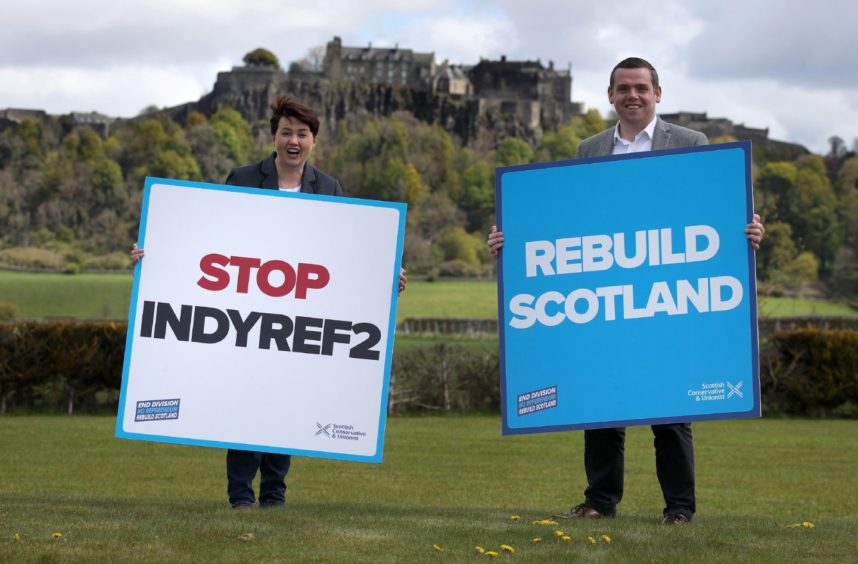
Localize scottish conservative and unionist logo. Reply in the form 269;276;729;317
687;381;744;403
314;422;367;442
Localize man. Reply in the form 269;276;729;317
487;57;765;525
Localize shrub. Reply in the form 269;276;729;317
761;328;858;416
0;301;19;320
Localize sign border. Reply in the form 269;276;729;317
495;141;760;435
115;176;407;463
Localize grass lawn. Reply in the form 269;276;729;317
2;415;857;562
1;271;856;321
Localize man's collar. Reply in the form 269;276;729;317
614;115;659;144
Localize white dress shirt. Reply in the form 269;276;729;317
612;116;658;155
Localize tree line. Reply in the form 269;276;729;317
0;106;856;304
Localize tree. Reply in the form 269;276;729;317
495;137;533;166
243;48;280;69
292;46;326;73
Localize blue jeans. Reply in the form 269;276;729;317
226;449;291;507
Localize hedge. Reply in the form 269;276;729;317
760;328;858;417
2;321;856;417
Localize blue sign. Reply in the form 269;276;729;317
496;142;760;435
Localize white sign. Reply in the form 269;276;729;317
116;177;406;463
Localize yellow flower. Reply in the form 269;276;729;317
532;519;557;525
14;533;22;542
561;535;572;542
432;544;444;552
52;532;63;539
531;537;542;544
601;534;612;543
475;546;486;554
510;515;521;521
553;530;565;537
587;536;597;544
485;551;499;558
802;521;815;528
500;544;515;553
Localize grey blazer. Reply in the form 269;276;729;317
576;117;708;159
225;152;344;195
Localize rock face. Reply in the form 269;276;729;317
166;65;576;151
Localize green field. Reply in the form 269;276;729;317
1;270;856;320
2;415;856;562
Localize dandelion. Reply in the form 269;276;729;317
532;519;557;526
52;532;63;539
587;536;597;544
510;515;521;521
485;550;499;557
475;546;486;554
500;544;515;554
14;533;22;542
554;530;565;537
561;535;572;542
531;537;542;544
432;544;444;552
601;534;612;544
802;521;815;528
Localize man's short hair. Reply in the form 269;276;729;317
609;57;659;90
269;95;320;137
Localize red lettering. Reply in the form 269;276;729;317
296;263;330;299
197;254;230;291
197;254;329;299
257;260;296;297
229;256;262;294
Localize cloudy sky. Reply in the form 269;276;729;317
2;0;855;154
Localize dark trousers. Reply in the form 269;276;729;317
226;449;292;507
583;423;695;518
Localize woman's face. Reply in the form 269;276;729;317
273;116;317;168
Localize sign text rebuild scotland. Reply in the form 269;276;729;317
116;178;406;463
496;142;760;435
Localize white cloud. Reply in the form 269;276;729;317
1;0;857;153
0;65;211;117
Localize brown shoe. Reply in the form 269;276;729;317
552;503;604;520
661;512;691;525
232;503;252;512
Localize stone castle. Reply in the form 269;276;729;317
169;36;583;151
0;36;808;156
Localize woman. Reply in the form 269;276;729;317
132;95;406;510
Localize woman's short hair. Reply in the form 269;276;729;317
269;95;320;137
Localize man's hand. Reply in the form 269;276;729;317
488;225;504;258
745;214;765;250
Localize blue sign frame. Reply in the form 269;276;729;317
116;177;406;463
496;142;760;435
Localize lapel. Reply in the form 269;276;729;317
258;152;279;190
597;128;616;156
301;163;317;194
260;153;316;193
651;117;671;151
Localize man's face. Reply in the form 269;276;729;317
608;67;662;129
273;116;317;167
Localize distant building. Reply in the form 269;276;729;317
661;111;808;159
324;36;435;91
66;111;114;137
434;61;472;96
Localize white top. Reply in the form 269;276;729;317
612;115;658;155
278;185;301;192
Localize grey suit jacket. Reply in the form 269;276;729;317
225;152;344;195
576;117;708;159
